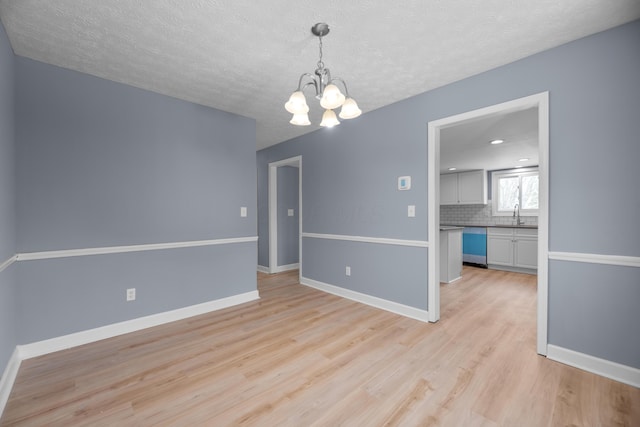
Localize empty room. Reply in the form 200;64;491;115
1;1;639;425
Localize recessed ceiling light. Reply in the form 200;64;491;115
518;158;529;162
448;167;457;171
490;139;504;145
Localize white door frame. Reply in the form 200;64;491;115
427;92;549;356
268;156;302;279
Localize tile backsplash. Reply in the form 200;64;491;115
440;200;538;226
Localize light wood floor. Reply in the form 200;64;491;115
2;267;638;426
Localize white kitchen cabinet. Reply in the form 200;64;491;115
514;234;538;269
487;227;538;273
487;230;514;266
440;173;458;204
440;170;487;205
440;227;463;283
458;170;486;204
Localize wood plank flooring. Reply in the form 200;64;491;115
2;267;638;426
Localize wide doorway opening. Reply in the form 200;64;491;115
427;92;549;355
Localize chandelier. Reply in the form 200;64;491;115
285;23;361;127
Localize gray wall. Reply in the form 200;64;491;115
16;244;256;343
277;166;299;266
257;105;429;309
548;261;639;368
258;20;640;368
0;19;17;371
303;238;427;306
12;57;257;343
16;58;256;250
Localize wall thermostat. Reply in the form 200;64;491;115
398;176;411;190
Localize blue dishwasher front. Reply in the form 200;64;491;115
462;227;487;266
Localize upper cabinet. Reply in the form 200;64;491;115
440;173;458;204
440;170;487;205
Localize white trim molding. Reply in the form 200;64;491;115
17;290;260;361
0;255;17;274
427;116;440;323
428;91;550;349
547;345;640;388
548;251;640;268
272;263;300;273
16;236;258;262
268;156;302;279
302;232;428;248
0;348;21;418
258;264;299;274
0;290;259;417
301;277;429;323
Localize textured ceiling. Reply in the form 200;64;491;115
1;1;639;150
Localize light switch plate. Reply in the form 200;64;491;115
288;209;294;217
408;205;416;217
240;207;247;217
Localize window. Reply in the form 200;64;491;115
492;168;539;216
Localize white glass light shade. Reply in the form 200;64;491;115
285;91;309;114
289;112;311;126
319;109;340;127
338;98;362;119
320;84;346;109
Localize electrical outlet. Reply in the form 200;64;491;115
345;266;351;276
126;288;136;301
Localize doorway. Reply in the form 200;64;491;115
427;92;549;355
268;156;302;280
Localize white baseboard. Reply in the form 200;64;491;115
17;290;260;360
487;264;537;275
547;344;640;388
257;264;298;274
0;290;260;418
300;277;429;322
273;263;299;273
0;348;22;418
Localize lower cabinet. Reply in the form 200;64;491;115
487;227;537;272
514;236;538;269
440;229;463;283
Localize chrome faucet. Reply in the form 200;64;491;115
513;203;525;226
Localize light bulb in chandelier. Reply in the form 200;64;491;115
339;98;362;119
320;84;346;110
290;112;311;126
319;109;340;128
284;91;309;114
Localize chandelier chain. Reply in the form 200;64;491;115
317;36;324;69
